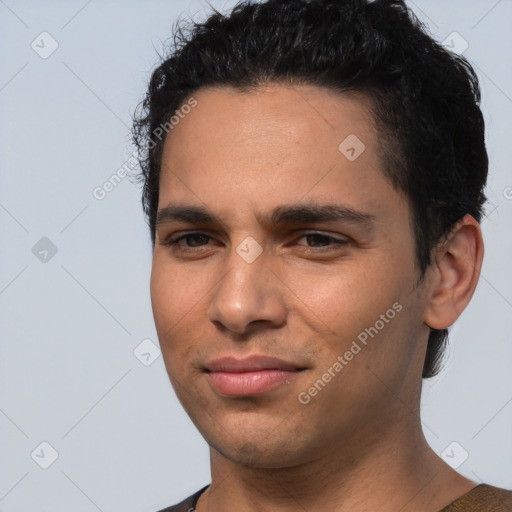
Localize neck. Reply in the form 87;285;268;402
196;415;476;512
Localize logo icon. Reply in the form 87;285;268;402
32;237;58;263
31;32;59;59
338;134;366;161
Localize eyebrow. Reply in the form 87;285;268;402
155;203;377;231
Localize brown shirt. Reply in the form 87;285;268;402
440;484;512;511
157;483;512;511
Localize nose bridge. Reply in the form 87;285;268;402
208;236;285;334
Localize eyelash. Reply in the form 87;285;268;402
161;231;348;253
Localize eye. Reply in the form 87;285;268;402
162;232;214;251
294;232;348;252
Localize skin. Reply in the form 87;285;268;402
150;84;484;511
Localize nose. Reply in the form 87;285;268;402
207;241;287;336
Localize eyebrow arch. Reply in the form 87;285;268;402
155;203;377;231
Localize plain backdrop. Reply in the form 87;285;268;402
1;0;511;510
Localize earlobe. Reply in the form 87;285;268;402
423;214;484;330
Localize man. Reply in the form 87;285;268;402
132;0;512;510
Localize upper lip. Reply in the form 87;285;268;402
204;356;304;373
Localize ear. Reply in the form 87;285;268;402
423;214;484;330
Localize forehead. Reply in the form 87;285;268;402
157;84;403;225
162;84;376;159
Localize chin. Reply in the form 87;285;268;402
206;422;314;469
213;440;302;468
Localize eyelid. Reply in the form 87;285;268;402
162;231;215;246
292;232;349;251
294;231;348;242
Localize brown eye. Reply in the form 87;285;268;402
162;232;213;251
295;232;348;251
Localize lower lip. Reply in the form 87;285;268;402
207;369;300;396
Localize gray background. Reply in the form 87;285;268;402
0;0;511;510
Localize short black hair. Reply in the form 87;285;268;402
132;0;488;379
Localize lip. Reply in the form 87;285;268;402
205;356;302;373
204;356;305;396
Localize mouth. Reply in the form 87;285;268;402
203;356;307;397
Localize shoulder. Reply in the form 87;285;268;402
440;483;512;511
154;485;209;512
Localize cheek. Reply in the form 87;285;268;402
150;258;220;380
150;260;202;343
150;263;174;332
284;257;399;335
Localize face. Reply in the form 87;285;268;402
151;84;431;468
